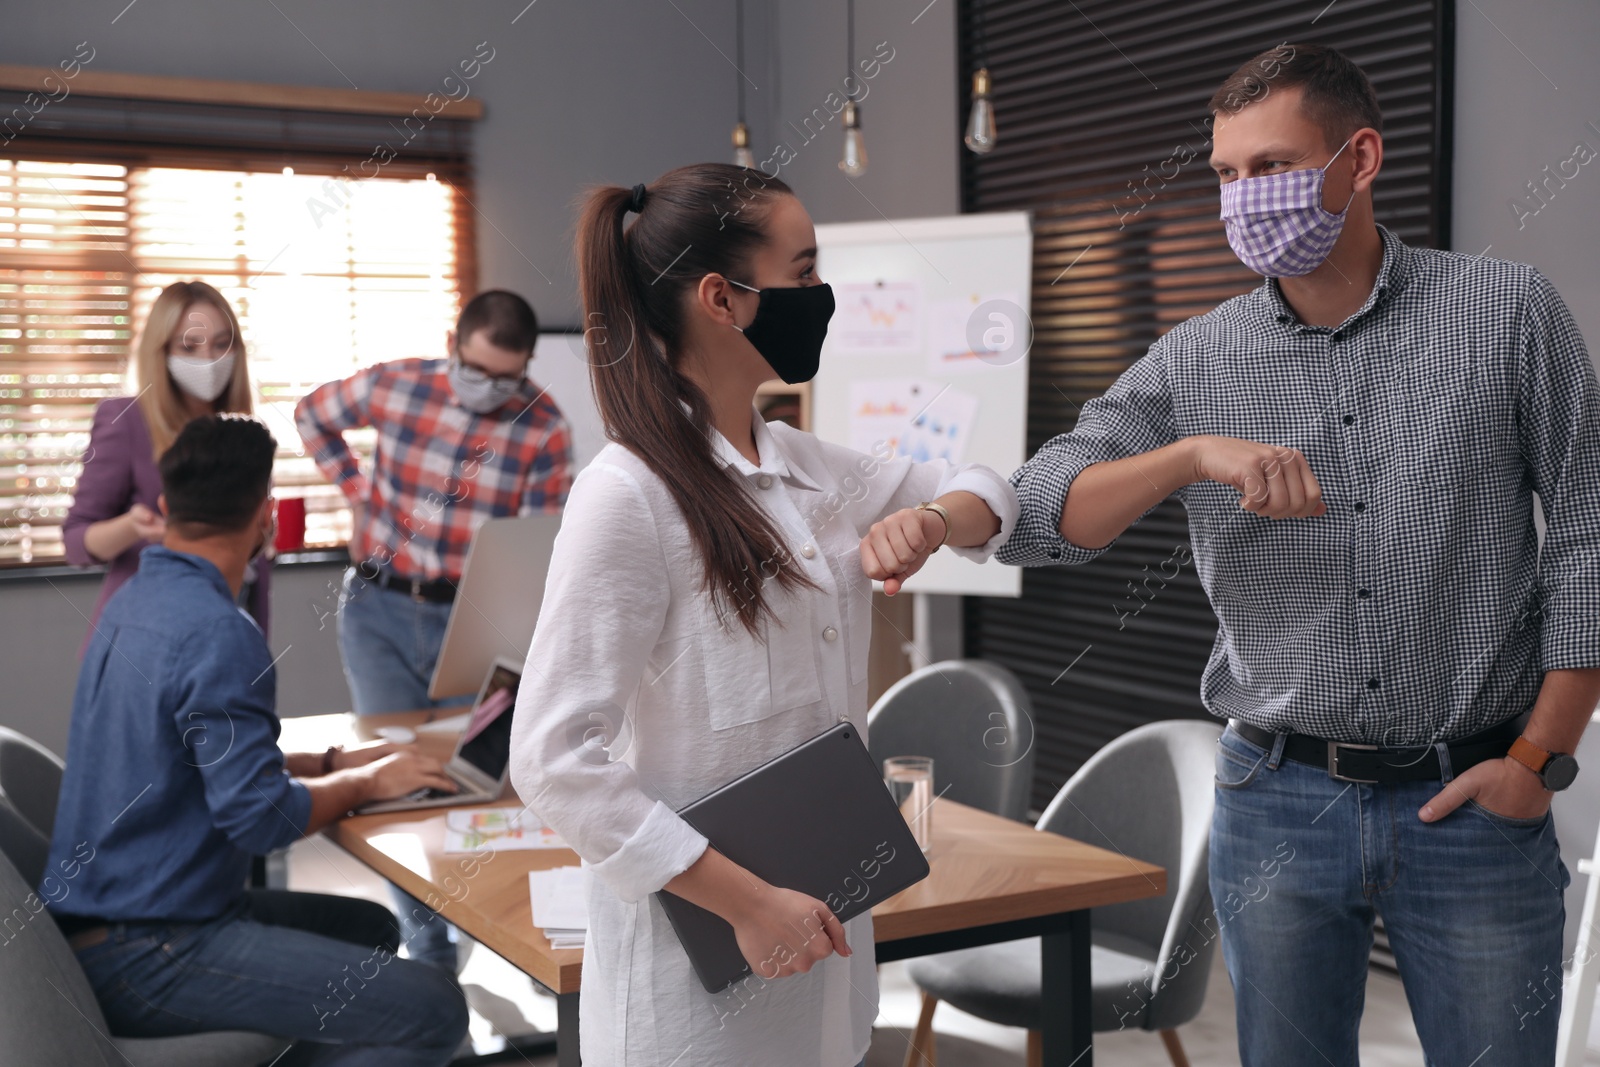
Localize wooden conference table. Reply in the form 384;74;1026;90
281;710;1166;1066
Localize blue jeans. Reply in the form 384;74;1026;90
337;568;473;971
1210;722;1570;1066
336;567;475;718
73;889;467;1066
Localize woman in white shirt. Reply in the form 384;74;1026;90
508;163;1019;1067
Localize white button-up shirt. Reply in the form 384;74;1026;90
509;408;1018;1067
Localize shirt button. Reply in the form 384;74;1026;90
1366;678;1380;690
1357;588;1371;599
1048;547;1062;560
1331;331;1343;342
801;544;817;559
756;474;773;489
1342;414;1355;426
1353;501;1366;513
822;626;838;642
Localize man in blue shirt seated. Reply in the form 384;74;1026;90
42;414;470;1065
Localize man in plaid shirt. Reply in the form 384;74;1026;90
297;290;571;970
999;45;1599;1064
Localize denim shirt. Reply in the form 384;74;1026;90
42;545;311;923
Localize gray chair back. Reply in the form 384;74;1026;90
0;845;124;1064
866;659;1035;821
0;726;65;888
1037;718;1222;1031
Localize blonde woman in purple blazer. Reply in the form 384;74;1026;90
63;281;269;651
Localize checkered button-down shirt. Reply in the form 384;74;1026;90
296;357;572;582
998;225;1600;745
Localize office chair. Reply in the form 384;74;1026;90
866;659;1036;822
0;724;65;887
902;719;1223;1067
0;726;291;1067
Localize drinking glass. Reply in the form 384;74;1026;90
884;755;934;852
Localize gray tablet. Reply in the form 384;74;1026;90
654;721;931;994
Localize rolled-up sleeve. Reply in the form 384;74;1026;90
1516;269;1600;671
509;463;709;903
173;616;311;854
997;341;1177;567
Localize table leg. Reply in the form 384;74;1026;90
557;991;581;1066
1040;909;1092;1066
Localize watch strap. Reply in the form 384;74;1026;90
1507;736;1551;777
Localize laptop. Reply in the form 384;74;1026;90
428;514;561;701
654;721;931;993
356;655;522;814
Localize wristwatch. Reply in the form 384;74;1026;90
1507;736;1580;791
915;501;951;549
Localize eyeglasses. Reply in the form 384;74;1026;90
451;353;526;388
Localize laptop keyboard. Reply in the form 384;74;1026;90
403;775;468;802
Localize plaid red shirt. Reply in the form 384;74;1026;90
295;357;572;582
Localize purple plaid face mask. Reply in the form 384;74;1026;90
1219;136;1355;277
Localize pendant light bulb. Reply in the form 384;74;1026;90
839;99;868;177
732;121;755;168
964;67;997;154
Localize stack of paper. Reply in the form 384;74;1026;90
528;865;587;950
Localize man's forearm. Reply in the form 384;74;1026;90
1521;667;1600;755
299;769;378;835
1059;438;1197;550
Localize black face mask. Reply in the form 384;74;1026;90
729;279;835;385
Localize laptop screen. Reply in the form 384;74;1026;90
456;663;520;781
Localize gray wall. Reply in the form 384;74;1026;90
1452;0;1600;366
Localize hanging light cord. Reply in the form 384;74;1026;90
973;0;987;71
846;0;855;84
736;0;746;124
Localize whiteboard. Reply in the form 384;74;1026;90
812;211;1031;598
530;330;607;473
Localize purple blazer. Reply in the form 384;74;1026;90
62;396;272;654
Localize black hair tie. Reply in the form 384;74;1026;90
628;183;648;214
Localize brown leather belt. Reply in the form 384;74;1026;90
67;925;110;951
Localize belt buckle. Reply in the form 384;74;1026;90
1328;740;1380;783
409;579;425;603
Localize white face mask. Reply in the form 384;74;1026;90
167;353;236;402
447;356;523;414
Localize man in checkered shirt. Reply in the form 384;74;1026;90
998;44;1600;1064
296;289;571;972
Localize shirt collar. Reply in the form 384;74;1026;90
140;543;235;603
1262;223;1410;330
679;398;823;492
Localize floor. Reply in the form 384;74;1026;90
287;836;1600;1066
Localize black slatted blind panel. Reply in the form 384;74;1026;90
960;0;1454;814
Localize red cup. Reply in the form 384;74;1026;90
274;497;307;553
